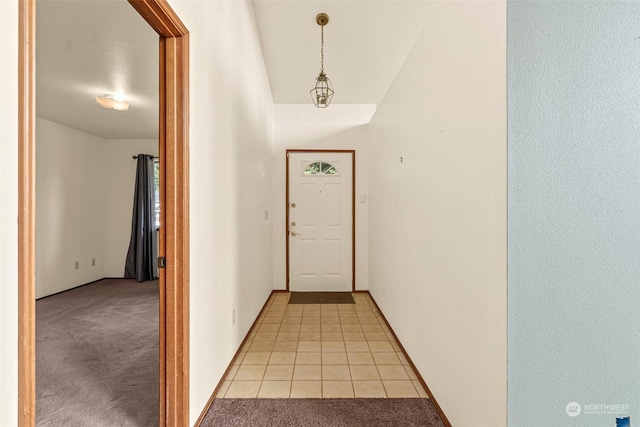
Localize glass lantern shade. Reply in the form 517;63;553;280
310;73;334;108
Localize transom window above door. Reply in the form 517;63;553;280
303;161;339;175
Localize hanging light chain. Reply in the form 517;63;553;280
310;13;333;108
320;24;325;74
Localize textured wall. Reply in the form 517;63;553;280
508;1;640;425
166;1;275;423
368;2;507;425
35;118;107;298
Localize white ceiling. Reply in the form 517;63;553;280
252;1;431;104
35;1;430;140
36;0;158;140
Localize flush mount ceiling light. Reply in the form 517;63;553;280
310;13;334;108
95;95;130;111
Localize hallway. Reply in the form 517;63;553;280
215;292;428;399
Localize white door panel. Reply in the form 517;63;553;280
288;152;353;292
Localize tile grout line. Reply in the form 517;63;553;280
222;292;426;399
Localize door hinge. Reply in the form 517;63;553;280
158;256;166;269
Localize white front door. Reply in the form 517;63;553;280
288;152;353;292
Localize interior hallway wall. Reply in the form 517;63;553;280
104;139;158;277
0;0;19;423
272;104;374;291
35;117;107;298
368;2;507;426
508;2;640;425
166;1;275;423
35;123;157;295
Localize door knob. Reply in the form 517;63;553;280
291;231;300;237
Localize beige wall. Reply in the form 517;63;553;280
35;118;107;298
35;118;158;297
0;0;19;424
166;1;275;423
368;2;507;426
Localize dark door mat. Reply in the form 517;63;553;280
288;292;355;304
202;398;446;427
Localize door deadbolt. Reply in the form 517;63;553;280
291;221;296;226
291;203;296;208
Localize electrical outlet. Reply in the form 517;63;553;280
232;309;236;325
74;261;79;270
91;258;96;267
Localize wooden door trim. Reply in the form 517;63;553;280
129;2;190;425
18;0;36;425
285;149;356;292
18;1;189;426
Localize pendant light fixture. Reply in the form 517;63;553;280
310;13;334;108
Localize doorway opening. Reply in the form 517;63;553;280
286;150;356;292
18;0;189;425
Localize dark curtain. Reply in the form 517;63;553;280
124;154;157;282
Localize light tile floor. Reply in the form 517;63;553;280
216;292;429;399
